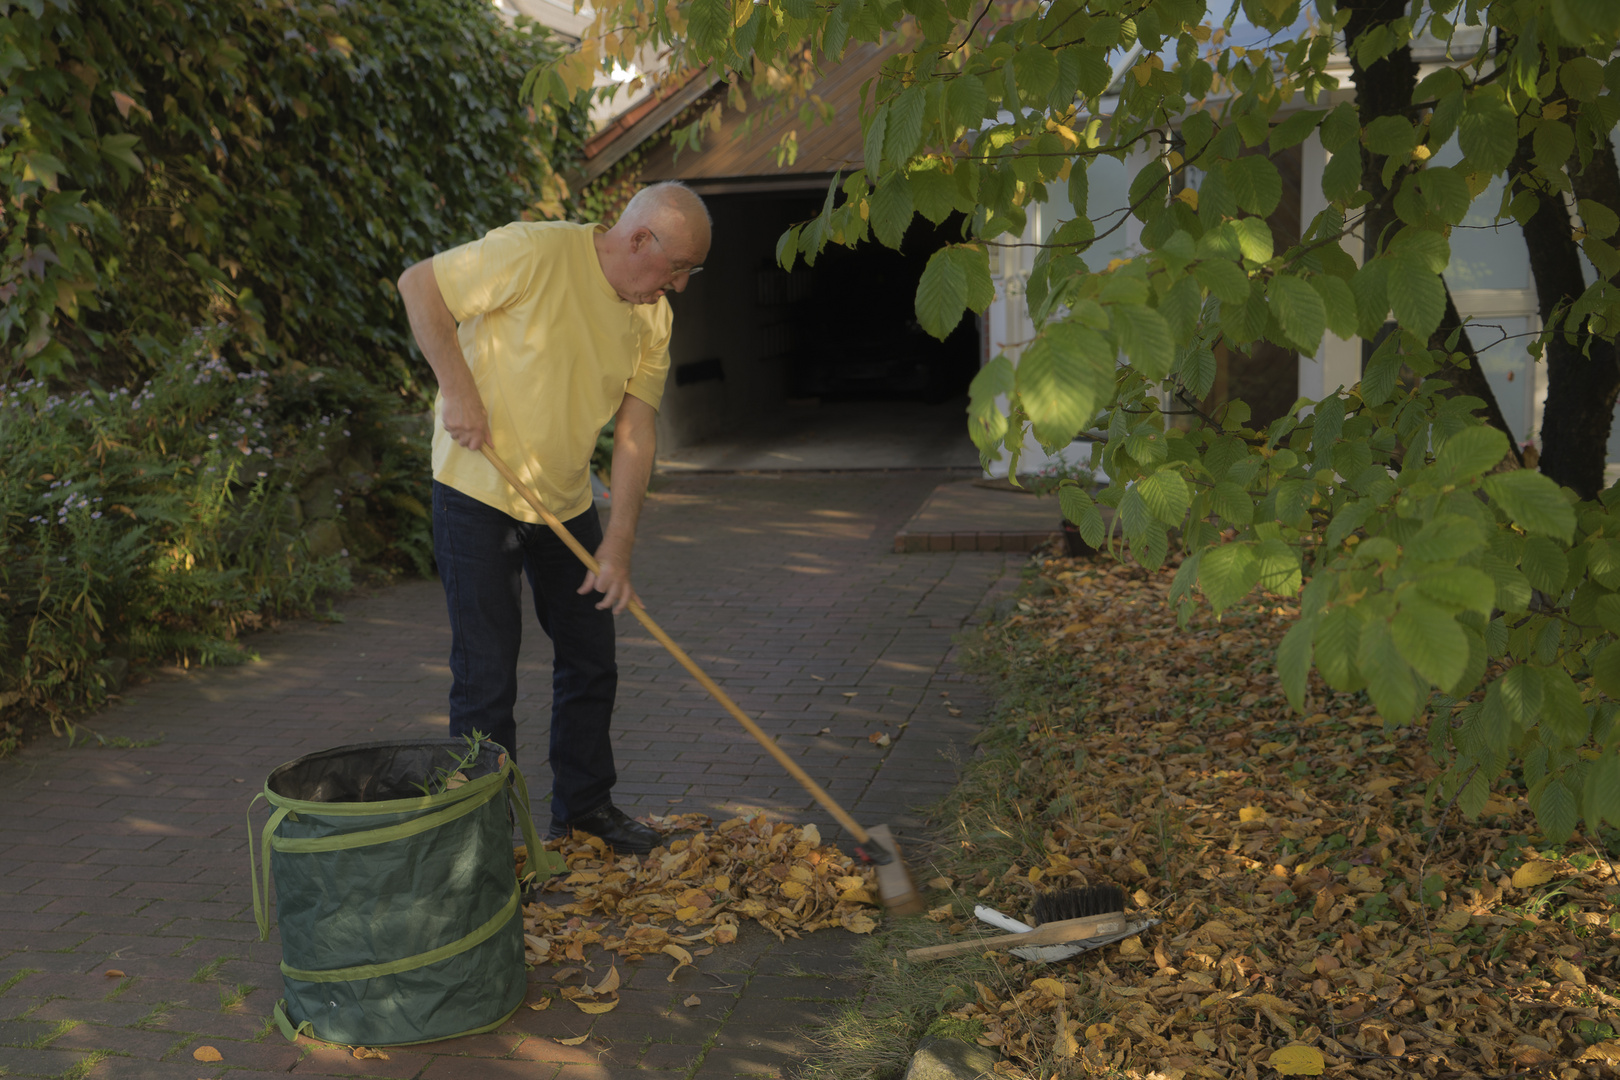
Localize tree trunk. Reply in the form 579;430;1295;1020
1341;0;1522;462
1535;127;1620;498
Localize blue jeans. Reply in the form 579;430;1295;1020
432;481;617;822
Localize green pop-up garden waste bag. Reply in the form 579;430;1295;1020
248;739;564;1046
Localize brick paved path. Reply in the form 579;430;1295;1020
0;472;1020;1080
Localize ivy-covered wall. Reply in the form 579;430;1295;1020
1;0;583;392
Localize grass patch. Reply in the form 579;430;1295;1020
0;969;41;996
188;957;227;984
218;983;252;1012
798;918;1006;1080
130;1002;176;1030
51;1049;110;1080
102;976;135;1002
28;1020;79;1049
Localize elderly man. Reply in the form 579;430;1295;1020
398;182;711;855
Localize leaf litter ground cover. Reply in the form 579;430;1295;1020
916;555;1619;1080
514;813;880;1017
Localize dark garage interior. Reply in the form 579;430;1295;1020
653;187;982;468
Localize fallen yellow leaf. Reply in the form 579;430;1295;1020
574;998;619;1014
1511;860;1560;889
527;997;552;1011
1239;806;1268;822
684;994;702;1007
1268;1044;1324;1075
663;943;694;982
351;1047;389;1060
191;1047;223;1063
591;964;620;995
1031;977;1068;999
557;1033;589;1046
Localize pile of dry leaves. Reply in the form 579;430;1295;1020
514;813;879;1013
931;556;1619;1080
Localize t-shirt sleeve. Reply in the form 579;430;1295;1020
430;223;539;323
625;304;673;412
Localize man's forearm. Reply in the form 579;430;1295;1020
399;259;488;448
603;397;657;547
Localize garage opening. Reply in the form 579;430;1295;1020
654;186;982;471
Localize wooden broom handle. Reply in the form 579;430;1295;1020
478;445;874;847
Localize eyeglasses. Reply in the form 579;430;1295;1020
646;228;704;280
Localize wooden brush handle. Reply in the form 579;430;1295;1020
905;912;1127;962
477;445;874;846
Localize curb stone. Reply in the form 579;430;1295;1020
903;1034;1001;1080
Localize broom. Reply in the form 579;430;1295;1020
479;445;925;915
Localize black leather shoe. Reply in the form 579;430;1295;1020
545;803;661;855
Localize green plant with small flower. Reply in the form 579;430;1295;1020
0;328;430;748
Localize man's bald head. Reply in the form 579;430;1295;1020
618;182;711;262
593;181;713;306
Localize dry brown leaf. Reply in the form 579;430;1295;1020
191;1047;223;1063
351;1047;389;1060
684;994;702;1007
868;732;891;747
557;1033;589;1046
103;969;125;979
526;997;552;1011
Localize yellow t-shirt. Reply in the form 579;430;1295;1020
430;221;672;523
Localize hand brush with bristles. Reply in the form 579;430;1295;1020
906;883;1130;962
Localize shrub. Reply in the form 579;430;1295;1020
0;328;430;750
